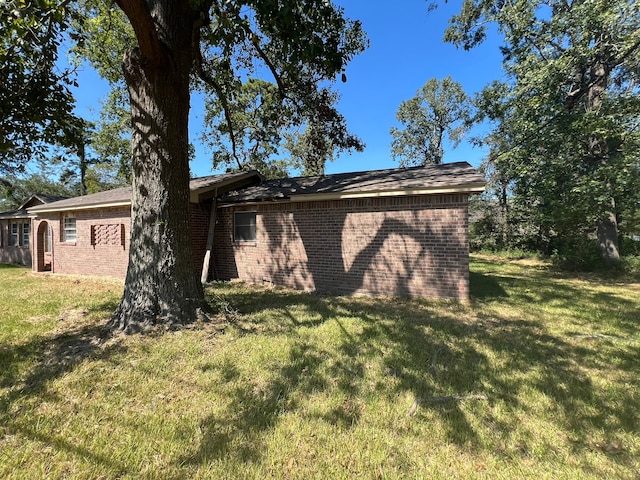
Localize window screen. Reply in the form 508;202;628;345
234;212;256;242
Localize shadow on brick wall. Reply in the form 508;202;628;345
259;207;466;299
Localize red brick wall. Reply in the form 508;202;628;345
190;201;212;276
33;207;131;278
214;194;470;300
30;203;212;279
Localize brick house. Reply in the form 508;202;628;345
21;162;484;300
0;194;67;267
26;171;261;278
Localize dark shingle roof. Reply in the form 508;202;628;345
24;163;485;213
0;193;69;219
28;171;262;213
29;193;69;205
28;186;132;213
221;161;485;204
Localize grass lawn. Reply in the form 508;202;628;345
0;257;638;479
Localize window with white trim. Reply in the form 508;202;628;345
10;223;18;246
21;222;30;247
234;211;256;242
62;214;77;242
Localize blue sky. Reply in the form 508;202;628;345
72;1;506;178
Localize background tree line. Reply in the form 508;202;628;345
390;0;639;270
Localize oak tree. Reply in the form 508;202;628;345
3;0;366;331
390;76;472;166
447;0;640;265
0;1;77;171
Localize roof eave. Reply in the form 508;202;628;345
189;171;262;203
288;184;486;202
28;200;132;214
0;211;32;219
219;183;486;206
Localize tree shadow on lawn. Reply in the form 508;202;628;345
471;270;639;339
183;340;328;466
470;271;508;299
188;281;638;472
0;309;128;473
0;263;24;270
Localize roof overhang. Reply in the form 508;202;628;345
29;200;132;214
289;184;486;202
219;183;486;207
189;171;262;203
0;211;35;220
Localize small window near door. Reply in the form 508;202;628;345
44;225;52;253
10;223;18;246
234;211;256;242
62;214;77;242
22;222;30;247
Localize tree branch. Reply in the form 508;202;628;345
192;22;242;169
113;0;166;66
238;21;287;100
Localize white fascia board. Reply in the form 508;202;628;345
288;184;486;202
28;201;132;214
217;184;485;207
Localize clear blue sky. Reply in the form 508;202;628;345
72;1;505;178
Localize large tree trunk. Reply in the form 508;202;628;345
108;1;206;332
587;54;621;266
597;204;621;266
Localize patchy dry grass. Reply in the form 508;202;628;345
0;257;638;479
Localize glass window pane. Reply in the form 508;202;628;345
10;223;18;246
63;215;77;242
234;212;256;242
22;223;30;247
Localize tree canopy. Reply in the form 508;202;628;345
0;1;77;171
1;0;368;331
447;0;640;265
390;76;472;166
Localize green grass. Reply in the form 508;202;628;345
1;257;639;479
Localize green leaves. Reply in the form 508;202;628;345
455;0;640;261
390;76;472;166
0;0;78;170
195;1;368;176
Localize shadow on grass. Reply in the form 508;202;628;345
0;263;24;270
187;269;639;471
470;271;508;299
184;340;327;466
0;318;127;473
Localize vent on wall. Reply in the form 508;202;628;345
91;224;125;247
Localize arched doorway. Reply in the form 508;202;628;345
36;221;52;272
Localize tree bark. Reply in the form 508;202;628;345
108;1;206;332
586;53;621;266
597;204;621;266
